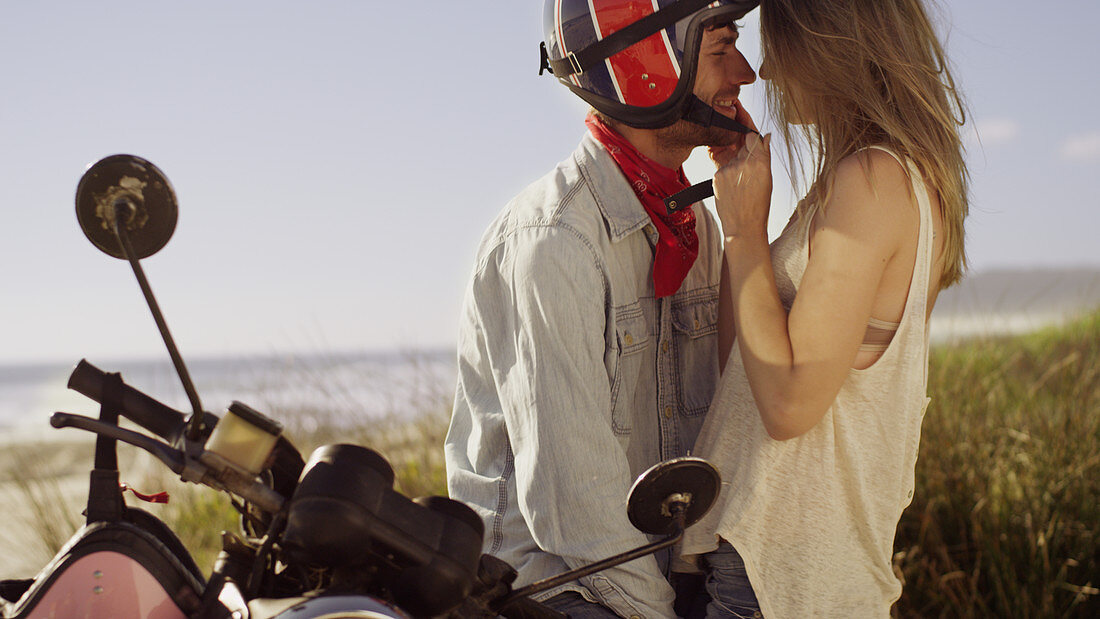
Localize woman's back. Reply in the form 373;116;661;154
817;148;947;369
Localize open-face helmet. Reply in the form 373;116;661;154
540;0;760;131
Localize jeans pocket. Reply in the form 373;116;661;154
703;544;762;619
705;573;762;619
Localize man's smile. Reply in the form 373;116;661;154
712;96;742;118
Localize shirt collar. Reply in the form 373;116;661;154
575;132;653;243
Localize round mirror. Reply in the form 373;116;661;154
75;154;178;259
626;457;721;536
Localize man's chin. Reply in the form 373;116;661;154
704;128;741;148
658;120;740;150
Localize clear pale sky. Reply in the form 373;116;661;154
1;1;1098;364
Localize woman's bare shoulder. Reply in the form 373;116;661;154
818;148;916;239
836;148;912;197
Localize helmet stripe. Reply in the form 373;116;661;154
556;0;582;87
588;0;627;104
653;0;682;78
589;0;681;108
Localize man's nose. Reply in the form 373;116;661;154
730;50;757;86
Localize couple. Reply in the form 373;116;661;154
445;1;968;617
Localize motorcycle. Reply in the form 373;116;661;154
0;155;722;618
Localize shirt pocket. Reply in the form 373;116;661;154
609;303;651;436
671;295;719;416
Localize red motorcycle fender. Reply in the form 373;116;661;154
2;519;204;618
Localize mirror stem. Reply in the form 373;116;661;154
495;506;689;611
112;201;205;440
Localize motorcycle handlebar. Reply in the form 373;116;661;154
67;358;188;442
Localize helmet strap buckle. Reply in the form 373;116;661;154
567;52;584;76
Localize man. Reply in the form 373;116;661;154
445;1;759;616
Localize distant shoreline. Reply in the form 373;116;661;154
929;307;1097;342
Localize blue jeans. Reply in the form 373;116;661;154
701;542;762;619
543;592;621;618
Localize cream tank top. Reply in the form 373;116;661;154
682;146;934;617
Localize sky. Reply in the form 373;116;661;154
1;1;1098;364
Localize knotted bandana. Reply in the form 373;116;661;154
586;113;698;298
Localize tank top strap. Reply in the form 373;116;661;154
861;144;906;168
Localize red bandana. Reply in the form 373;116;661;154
585;113;698;298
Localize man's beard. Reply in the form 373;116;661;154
654;118;740;152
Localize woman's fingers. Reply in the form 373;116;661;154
743;132;772;160
735;100;758;133
738;132;759;161
760;133;771;158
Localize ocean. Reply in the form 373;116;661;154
0;350;457;443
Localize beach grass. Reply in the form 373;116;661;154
893;310;1099;617
0;440;88;575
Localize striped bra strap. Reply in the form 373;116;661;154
859;316;900;353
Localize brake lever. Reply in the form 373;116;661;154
50;412;286;514
51;412;184;473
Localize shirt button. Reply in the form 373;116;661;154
644;224;655;236
694;319;700;329
624;333;634;346
662;341;669;353
908;490;914;498
664;406;673;419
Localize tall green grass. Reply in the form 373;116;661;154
894;311;1099;617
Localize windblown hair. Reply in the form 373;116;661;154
760;0;970;287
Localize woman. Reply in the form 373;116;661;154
681;0;969;616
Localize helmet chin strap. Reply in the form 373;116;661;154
664;95;760;214
682;94;758;135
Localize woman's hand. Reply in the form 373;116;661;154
711;132;772;241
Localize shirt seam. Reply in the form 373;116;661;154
471;176;609;293
489;442;515;555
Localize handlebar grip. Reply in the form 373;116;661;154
497;597;568;619
67;359;187;442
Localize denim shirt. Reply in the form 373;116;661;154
445;132;721;618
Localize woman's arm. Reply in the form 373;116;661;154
712;106;760;374
715;142;913;439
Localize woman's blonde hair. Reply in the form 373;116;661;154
760;0;969;287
